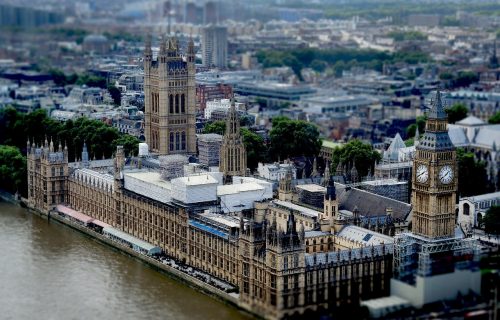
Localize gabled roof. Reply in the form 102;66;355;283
448;125;469;147
384;133;406;161
337;185;412;221
456;115;485;126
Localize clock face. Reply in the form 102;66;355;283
439;165;454;184
416;164;429;183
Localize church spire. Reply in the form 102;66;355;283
187;35;195;63
325;175;336;201
220;100;246;182
428;89;447;120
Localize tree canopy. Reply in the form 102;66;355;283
331;139;381;178
457;148;492;197
48;69;107;88
203;120;266;171
0;107;140;197
203;121;226;135
108;85;121;106
445;103;468;124
256;48;430;78
406;115;427;138
269;116;322;160
0;145;26;194
483;205;500;235
489;111;500;124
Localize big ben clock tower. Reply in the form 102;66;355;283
391;90;480;308
412;90;457;239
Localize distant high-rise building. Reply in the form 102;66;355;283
204;1;217;25
184;2;198;24
201;25;228;69
143;36;197;155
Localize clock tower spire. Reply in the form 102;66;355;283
412;90;457;239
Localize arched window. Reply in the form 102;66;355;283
175;94;179;113
181;94;185;113
151;93;155;112
181;132;186;150
169;95;174;114
175;132;180;150
169;133;174;151
463;203;470;216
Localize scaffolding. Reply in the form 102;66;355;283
159;155;188;180
198;134;222;167
393;232;480;285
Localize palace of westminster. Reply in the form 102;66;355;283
27;38;481;319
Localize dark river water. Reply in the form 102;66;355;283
0;200;251;320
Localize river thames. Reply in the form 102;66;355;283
0;201;251;320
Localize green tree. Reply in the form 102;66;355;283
457;148;491;197
331;139;381;177
453;71;479;88
203;121;226;135
445;103;468;124
269;116;322;160
241;128;267;171
483;205;500;235
489;111;500;124
112;135;140;157
310;59;328;72
406;115;427;138
76;74;107;88
108;86;121;106
202;121;267;171
439;72;454;80
0;145;26;194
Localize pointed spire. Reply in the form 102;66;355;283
336;161;344;176
414;125;420;146
144;34;152;57
311;157;318;178
49;137;54;152
324;161;331;186
325;175;336;200
58;140;62;152
159;35;167;55
82;141;89;167
428;89;447;120
44;135;48;148
187;35;195;64
350;164;359;183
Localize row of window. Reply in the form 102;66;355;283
170;131;187;151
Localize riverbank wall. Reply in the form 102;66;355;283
22;205;260;319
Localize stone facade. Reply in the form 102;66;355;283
28;144;394;320
27;138;69;214
219;102;247;182
144;36;196;155
412;90;458;239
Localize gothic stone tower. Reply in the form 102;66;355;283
220;102;246;182
412;90;457;239
144;36;196;155
27;138;69;213
320;175;339;232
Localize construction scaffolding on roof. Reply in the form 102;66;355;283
159;154;188;180
198;133;222;167
393;232;480;285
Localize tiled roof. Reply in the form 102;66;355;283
337;185;411;221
